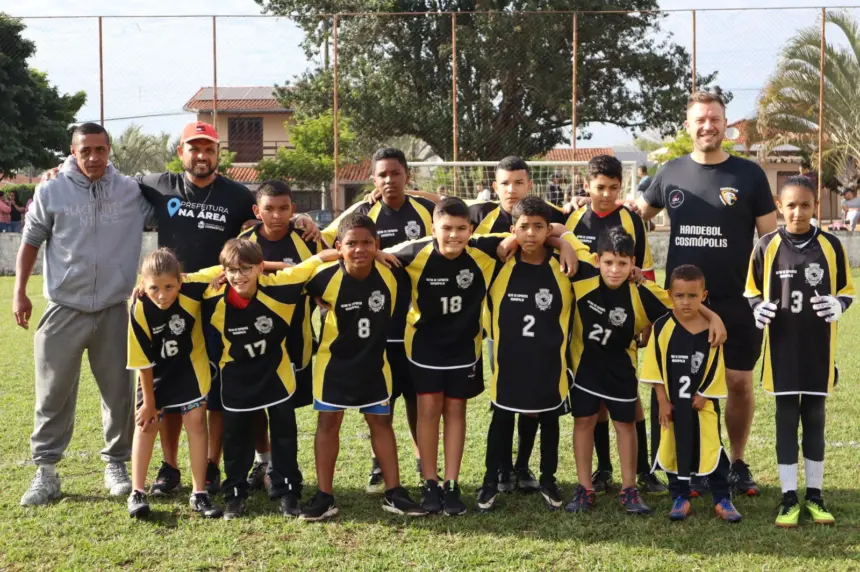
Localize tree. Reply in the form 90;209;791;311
649;129;738;165
166;148;236;175
0;15;86;179
257;1;723;160
110;125;175;176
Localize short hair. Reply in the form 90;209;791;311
496;156;531;177
511;195;551;225
800;160;812;170
219;238;263;268
337;212;377;242
140;247;183;281
669;264;706;288
596;227;635;259
779;175;818;200
257;180;292;199
637;165;648;174
436;185;450;194
371;147;408;172
587;155;623;182
433;196;470;221
686;88;726;111
72;122;111;145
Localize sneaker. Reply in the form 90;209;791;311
280;493;302;518
366;466;385;495
619;487;652;515
805;497;835;525
205;461;221;496
775;493;801;528
20;467;61;506
420;480;444;514
515;467;541;493
150;461;181;496
223;497;246;521
300;491;339;522
669;497;692;521
689;476;709;499
539;479;563;510
190;492;223;519
637;472;669;495
382;486;428;516
565;484;596;513
105;462;132;496
247;460;269;491
127;490;150;519
714;498;743;523
497;469;516;493
476;483;499;513
591;468;613;494
728;460;759;496
443;480;467;516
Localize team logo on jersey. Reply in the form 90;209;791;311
691;351;705;374
404;220;421;239
608;307;627;327
668;190;685;208
168;314;186;336
368;290;386;313
535;288;553;311
719;187;739;206
254;316;274;335
456;269;474;290
805;263;824;287
198;221;206;229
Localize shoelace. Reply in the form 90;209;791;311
30;470;51;490
107;464;127;481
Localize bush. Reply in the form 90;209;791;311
1;183;36;205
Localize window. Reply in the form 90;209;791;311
228;117;263;162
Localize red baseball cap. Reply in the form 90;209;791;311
181;121;220;144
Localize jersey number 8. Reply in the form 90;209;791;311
358;318;371;339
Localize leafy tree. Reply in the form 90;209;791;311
166;148;236;175
257;0;723;160
650;129;738;165
0;14;86;179
110;124;174;176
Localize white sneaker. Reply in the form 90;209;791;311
20;466;62;506
105;462;132;496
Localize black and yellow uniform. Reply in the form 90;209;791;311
239;221;321;406
386;235;504;398
127;273;213;410
305;260;399;408
641;314;727;480
569;264;672;422
744;227;855;396
565;203;654;273
469;200;566;235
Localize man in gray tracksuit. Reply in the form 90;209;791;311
13;123;154;505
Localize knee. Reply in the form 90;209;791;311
316;413;343;435
418;395;444;418
442;398;466;417
725;371;753;396
575;415;597;431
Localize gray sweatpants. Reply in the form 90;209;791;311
31;302;133;465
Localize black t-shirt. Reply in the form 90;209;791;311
643;155;775;298
9;202;21;222
138;173;256;272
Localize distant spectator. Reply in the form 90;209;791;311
7;190;25;233
636;165;651;197
0;194;11;232
546;170;569;207
841;189;860;234
476;183;493;202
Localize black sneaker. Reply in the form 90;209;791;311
515;467;540;493
476;483;499;513
382;486;428;516
247;460;269;491
190;492;223;519
223;497;246;521
539;478;564;510
205;461;221;496
728;460;760;496
689;476;710;499
280;493;302;518
420;480;444;514
637;472;669;495
443;480;467;516
127;490;150;519
591;468;613;494
300;491;338;522
366;464;385;495
497;469;516;493
149;461;180;496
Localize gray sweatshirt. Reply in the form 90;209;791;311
22;157;154;313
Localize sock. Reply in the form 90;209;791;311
255;451;271;463
38;464;57;477
778;463;798;494
805;487;822;500
635;420;649;474
192;490;207;496
804;458;824;491
371;457;381;473
594;421;612;471
135;489;146;495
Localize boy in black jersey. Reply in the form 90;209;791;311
237;181;321;494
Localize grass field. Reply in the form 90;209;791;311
2;274;860;570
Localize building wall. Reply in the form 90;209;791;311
195;112;293;150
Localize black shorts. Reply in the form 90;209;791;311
410;361;484;400
570;386;636;423
388;342;414;400
706;296;762;371
291;365;313;409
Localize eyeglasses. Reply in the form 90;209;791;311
225;265;255;277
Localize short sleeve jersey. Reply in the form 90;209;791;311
386;235;503;369
744;228;855;395
138;173;256;272
642;155;775;297
305;261;399;408
565;204;654;272
469;200;567;235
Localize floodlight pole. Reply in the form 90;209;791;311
818;8;826;223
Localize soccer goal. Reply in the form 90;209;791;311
407;160;640;205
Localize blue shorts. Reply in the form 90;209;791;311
313;399;391;415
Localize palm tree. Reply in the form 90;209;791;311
110;124;175;176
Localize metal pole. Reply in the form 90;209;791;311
691;10;697;92
98;17;104;125
451;13;458;195
818;8;825;222
571;12;578;151
333;15;340;212
212;16;218;129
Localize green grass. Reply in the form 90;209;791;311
2;274;860;570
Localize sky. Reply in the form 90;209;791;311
4;0;860;150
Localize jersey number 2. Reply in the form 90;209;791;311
522;315;536;337
679;375;692;399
